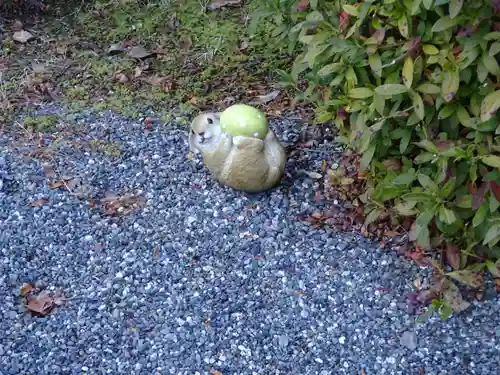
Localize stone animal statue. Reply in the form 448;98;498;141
189;111;287;193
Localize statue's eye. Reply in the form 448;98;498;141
207;118;213;124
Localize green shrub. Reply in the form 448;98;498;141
251;0;500;319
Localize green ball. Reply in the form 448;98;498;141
219;104;269;139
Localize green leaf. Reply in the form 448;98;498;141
402;192;434;204
400;129;412;153
393;171;416;185
422;0;434;10
473;202;489;227
439;206;457;225
416;82;441;94
422;44;439;55
348;87;374;99
438;104;456;119
485;32;500;40
374;93;385;115
431;16;457;33
480;90;500;122
365;207;384;225
416;211;434;247
455;105;471;126
477;60;489;83
439;302;453;320
306;10;324;22
414;139;438;153
449;0;463;19
342;4;359;17
485;260;500;278
442;69;459;102
398;14;409;39
302;44;329;67
482;53;500;76
417;173;439;192
484;223;500;246
411;0;422;14
368;53;382;77
440;177;456;198
375;84;408;97
410;91;425;120
359;144;376;171
402;57;414;88
490;195;500;212
414;152;436;164
446;270;483;288
489;42;500;57
317;63;342;77
480;155;500;168
310;0;318;10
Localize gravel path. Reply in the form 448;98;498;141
1;104;499;375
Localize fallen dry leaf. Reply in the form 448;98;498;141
48;178;72;189
20;283;33;296
13;30;35;43
30;197;49;207
25;290;64;316
209;370;223;375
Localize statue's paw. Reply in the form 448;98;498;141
233;135;264;150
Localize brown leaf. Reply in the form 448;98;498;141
13;30;35;43
48;179;72;189
209;370;223;375
30;197;49;207
311;211;323;219
382;159;402;171
445;243;461;270
25;291;55;315
20;283;33;296
490;182;500;202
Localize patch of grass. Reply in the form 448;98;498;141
0;0;292;124
22;114;59;132
89;138;121;157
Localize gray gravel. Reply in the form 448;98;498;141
0;104;499;375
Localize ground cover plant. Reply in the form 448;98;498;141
0;0;295;126
250;0;500;319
